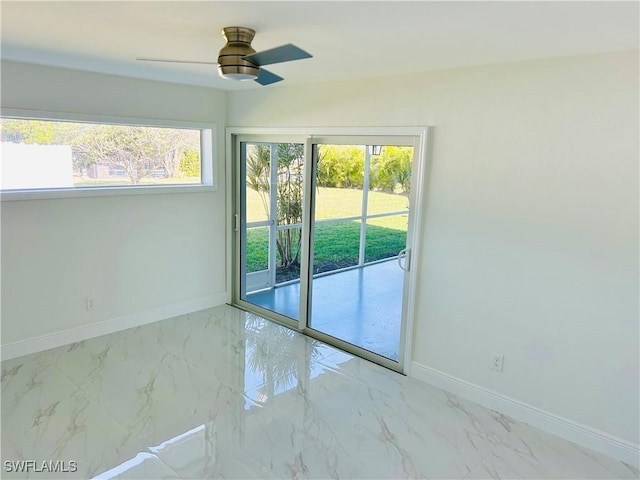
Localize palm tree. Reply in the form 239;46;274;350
246;143;305;275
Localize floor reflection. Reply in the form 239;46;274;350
1;305;636;480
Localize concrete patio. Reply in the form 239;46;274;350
247;259;404;361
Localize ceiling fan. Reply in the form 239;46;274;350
137;26;312;86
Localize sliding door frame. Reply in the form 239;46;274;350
230;133;308;332
227;127;432;373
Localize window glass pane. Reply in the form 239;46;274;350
313;220;361;274
1;118;202;189
365;214;408;263
245;226;269;273
276;226;302;284
276;143;304;228
367;189;410;216
315;145;364;220
245;144;271;222
367;146;413;215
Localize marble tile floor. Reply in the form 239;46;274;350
1;305;638;480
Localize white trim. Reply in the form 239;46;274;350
1;108;215;132
225;128;233;305
402;127;431;373
227;126;428;140
0;108;218;200
1;185;217;201
0;293;227;361
410;362;640;467
268;144;279;289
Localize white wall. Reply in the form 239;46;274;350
227;52;639;445
1;61;228;347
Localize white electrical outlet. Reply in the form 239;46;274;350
86;297;95;311
490;353;504;372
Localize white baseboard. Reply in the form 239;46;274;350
410;362;640;468
1;293;227;361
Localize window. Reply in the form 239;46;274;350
0;110;215;198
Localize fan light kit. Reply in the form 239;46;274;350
137;26;312;86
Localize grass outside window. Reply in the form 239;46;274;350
245;187;408;280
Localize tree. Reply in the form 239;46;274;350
1;119;93;175
246;144;271;219
315;145;413;194
74;125;198;184
370;146;412;194
246;143;305;273
150;128;199;178
1;119;60;144
179;150;201;177
73;125;158;184
275;143;304;269
1;119;199;183
316;145;365;188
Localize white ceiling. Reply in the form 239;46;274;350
1;1;638;91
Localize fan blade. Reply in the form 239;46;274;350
136;58;218;65
255;68;284;86
244;44;311;67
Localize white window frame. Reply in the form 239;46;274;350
0;108;217;201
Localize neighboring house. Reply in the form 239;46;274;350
85;162;113;179
86;163;167;179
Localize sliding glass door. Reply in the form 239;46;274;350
305;143;412;362
234;133;423;372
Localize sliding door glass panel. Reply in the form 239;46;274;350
368;146;414;209
245;145;271;222
274;142;304;286
241;142;305;321
275;225;302;282
241;143;272;297
307;143;413;362
365;215;408;263
314;220;361;274
246;226;269;273
315;144;364;219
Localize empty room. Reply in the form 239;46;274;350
1;1;638;479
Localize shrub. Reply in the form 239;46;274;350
317;145;365;189
370;146;412;193
179;150;200;177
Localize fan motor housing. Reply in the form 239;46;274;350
217;26;259;80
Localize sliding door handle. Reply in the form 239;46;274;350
397;248;411;272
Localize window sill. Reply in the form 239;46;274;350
1;184;217;202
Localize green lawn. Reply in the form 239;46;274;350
245;187;409;280
245;187;409;223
